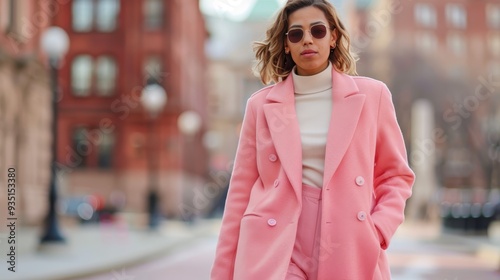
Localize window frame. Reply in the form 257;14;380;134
446;4;466;29
71;55;94;97
71;126;115;169
414;3;437;28
447;33;467;56
72;0;120;33
487;4;500;29
144;0;164;30
415;31;438;53
95;55;118;96
71;54;118;97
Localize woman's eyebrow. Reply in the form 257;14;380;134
289;21;325;29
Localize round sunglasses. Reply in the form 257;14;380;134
285;24;328;43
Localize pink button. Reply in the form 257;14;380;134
357;211;367;221
268;154;277;162
267;218;277;226
273;179;279;187
355;176;365;186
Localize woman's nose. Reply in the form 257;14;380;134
302;30;314;44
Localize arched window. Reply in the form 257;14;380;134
71;55;93;96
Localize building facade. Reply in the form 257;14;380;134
0;0;53;225
49;0;209;219
349;0;500;219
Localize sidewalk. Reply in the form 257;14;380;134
0;218;220;280
395;220;500;268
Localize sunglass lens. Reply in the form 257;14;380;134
311;25;327;39
287;29;303;43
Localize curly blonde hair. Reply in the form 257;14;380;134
253;0;358;85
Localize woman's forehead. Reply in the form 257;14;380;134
288;20;326;29
287;6;328;27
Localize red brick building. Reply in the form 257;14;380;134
349;0;500;222
51;0;208;217
389;0;500;79
385;0;500;190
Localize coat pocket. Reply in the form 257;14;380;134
367;215;383;248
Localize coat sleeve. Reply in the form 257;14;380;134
371;83;415;250
210;98;259;280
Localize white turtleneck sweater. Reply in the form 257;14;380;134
292;63;333;188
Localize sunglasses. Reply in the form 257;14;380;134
285;25;328;43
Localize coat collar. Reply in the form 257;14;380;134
263;67;365;201
265;67;360;103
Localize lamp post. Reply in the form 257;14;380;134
177;110;202;176
177;110;202;222
141;83;167;230
39;27;69;245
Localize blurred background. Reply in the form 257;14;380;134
0;0;499;279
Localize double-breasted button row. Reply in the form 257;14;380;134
268;153;278;162
355;176;365;186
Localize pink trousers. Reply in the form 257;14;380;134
286;184;323;280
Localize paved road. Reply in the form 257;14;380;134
389;235;499;280
79;222;500;280
78;236;217;280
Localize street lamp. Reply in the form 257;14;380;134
39;27;69;245
177;110;202;222
177;110;202;178
141;83;167;230
178;111;202;137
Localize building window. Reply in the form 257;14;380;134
72;0;93;32
71;55;118;96
72;0;120;32
489;34;500;57
96;0;120;32
144;55;162;83
98;132;114;168
144;0;163;29
73;127;90;168
446;4;466;29
0;0;14;33
72;55;93;96
96;56;117;96
1;0;18;33
415;32;437;53
487;4;500;29
415;4;436;28
72;127;114;169
7;0;16;32
0;1;7;33
447;33;466;55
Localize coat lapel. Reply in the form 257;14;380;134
323;70;365;188
262;69;365;199
263;76;303;202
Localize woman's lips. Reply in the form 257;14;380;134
301;50;317;57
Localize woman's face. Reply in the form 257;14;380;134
284;6;336;76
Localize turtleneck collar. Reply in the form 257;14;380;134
292;62;332;95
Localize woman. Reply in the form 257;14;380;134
210;0;415;279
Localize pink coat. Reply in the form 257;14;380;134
211;68;415;280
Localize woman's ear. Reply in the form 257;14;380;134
330;29;338;46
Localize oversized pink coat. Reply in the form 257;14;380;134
210;68;415;280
